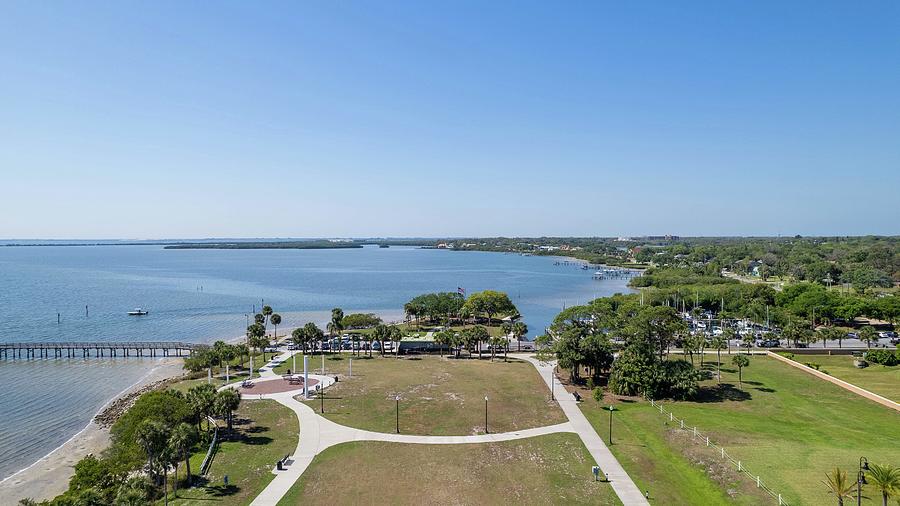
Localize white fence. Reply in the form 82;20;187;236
647;398;789;505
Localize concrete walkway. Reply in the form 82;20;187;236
248;351;646;505
517;355;649;505
250;390;574;505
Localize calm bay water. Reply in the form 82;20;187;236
0;245;633;480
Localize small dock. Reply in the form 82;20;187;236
0;341;205;359
592;267;640;280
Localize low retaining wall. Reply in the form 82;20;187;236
766;351;900;413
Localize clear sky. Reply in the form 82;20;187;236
1;1;897;239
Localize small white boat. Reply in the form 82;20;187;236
127;308;149;316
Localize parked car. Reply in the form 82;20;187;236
846;332;858;339
878;331;897;339
759;340;780;348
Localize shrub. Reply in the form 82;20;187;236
864;349;898;366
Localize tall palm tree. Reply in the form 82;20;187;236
270;313;282;342
168;423;197;488
867;464;900;506
512;322;528;351
710;334;727;383
135;420;169;485
389;326;402;358
330;308;345;354
214;389;242;430
731;354;750;389
823;467;857;506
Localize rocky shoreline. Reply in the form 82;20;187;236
92;376;180;429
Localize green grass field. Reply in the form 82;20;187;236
574;356;900;505
785;354;900;401
281;354;565;435
164;400;297;505
276;433;621;506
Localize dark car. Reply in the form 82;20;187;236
759;340;780;348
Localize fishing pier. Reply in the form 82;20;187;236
0;341;205;359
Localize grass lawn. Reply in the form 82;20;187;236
164;399;298;505
279;354;565;435
783;354;900;401
571;356;900;505
276;433;621;506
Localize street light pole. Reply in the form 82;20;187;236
484;396;489;434
320;389;324;413
396;395;400;433
858;456;868;506
608;405;614;445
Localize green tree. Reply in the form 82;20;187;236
134;420;170;484
731;354;750;389
463;290;518;326
463;326;490;359
867;463;900;506
388;325;403;358
167;423;197;488
710;334;727;383
823;467;857;506
186;384;216;434
270;313;282;341
858;326;877;348
68;454;114;494
214;388;241;430
291;327;306;354
433;329;453;358
328;308;345;354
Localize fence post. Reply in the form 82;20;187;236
721;447;725;459
669;412;673;422
680;419;684;429
738;461;742;472
756;476;760;487
778;493;782;505
693;426;697;437
706;436;709;447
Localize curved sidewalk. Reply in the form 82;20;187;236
250;392;574;505
517;355;649;505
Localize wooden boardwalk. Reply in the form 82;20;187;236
0;341;205;359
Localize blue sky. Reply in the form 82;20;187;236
1;1;897;238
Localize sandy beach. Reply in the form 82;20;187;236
0;358;187;503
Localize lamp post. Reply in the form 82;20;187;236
550;371;555;401
320;388;324;413
484;396;489;434
858;456;868;506
608;405;614;445
395;395;400;433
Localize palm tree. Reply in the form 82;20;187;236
270;313;282;342
330;308;345;355
291;327;306;355
722;327;736;355
135;420;169;484
186;384;216;433
219;344;237;383
859;326;877;349
389;326;402;358
214;388;242;430
867;463;900;506
261;305;273;330
731;354;750;389
434;330;451;357
710;334;727;383
823;467;857;506
168;423;197;488
373;324;388;357
509;322;528;352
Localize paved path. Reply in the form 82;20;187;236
248;351;646;505
517;355;649;505
250;389;574;505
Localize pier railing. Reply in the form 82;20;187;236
0;341;206;359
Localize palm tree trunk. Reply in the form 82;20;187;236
184;450;192;485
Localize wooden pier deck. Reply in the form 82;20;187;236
0;341;206;359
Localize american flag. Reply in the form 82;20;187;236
457;287;466;296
